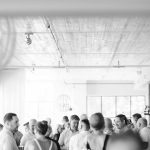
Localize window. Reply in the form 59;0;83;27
87;97;101;116
131;96;145;115
24;102;38;121
102;97;115;118
117;96;130;117
87;96;145;118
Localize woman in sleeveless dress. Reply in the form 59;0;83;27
84;113;109;150
24;121;58;150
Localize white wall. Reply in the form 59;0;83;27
87;80;149;105
0;69;149;128
24;69;87;129
0;70;25;123
87;81;147;96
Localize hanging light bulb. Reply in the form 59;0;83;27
144;105;150;115
134;68;148;89
25;33;33;45
25;18;33;45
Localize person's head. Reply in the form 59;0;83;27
80;119;90;131
45;125;52;137
29;119;37;134
136;118;147;131
90;113;105;131
42;121;52;137
70;115;80;131
62;116;69;124
65;122;70;129
0;123;3;131
80;114;88;121
132;113;142;127
34;121;48;136
105;118;113;129
115;114;128;130
107;130;143;150
56;124;63;134
23;122;29;132
4;113;19;133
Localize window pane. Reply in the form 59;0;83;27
102;97;115;118
131;96;145;115
117;96;130;117
24;102;38;121
87;97;101;116
38;102;51;119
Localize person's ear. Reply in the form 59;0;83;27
123;120;125;125
5;121;10;127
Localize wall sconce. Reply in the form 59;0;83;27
57;95;72;112
25;32;33;45
144;105;150;115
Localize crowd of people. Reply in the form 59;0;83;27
0;112;149;150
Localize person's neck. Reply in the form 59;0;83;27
29;130;34;135
121;124;126;129
70;128;78;133
5;126;14;134
105;127;112;131
93;129;103;135
82;128;89;132
36;134;46;140
140;125;146;130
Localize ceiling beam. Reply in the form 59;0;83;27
14;52;150;55
4;31;150;34
4;65;150;69
0;0;150;17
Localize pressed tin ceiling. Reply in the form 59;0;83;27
4;17;150;69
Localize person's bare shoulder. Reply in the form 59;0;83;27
87;132;94;140
24;140;37;150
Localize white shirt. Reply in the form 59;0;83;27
69;131;90;150
59;129;79;150
0;127;19;150
20;131;35;146
140;127;150;150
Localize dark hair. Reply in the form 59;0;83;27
81;119;90;129
42;120;48;125
116;114;128;125
70;115;80;121
23;122;29;126
63;116;69;122
4;113;17;123
36;121;48;135
0;123;3;128
90;113;104;130
109;130;143;150
141;118;147;126
133;113;142;122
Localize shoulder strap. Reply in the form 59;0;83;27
34;139;42;150
49;140;53;150
86;141;91;150
103;135;110;150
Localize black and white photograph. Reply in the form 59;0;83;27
0;0;149;150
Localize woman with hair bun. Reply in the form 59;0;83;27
25;121;58;150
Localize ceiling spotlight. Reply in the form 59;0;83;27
25;32;33;45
